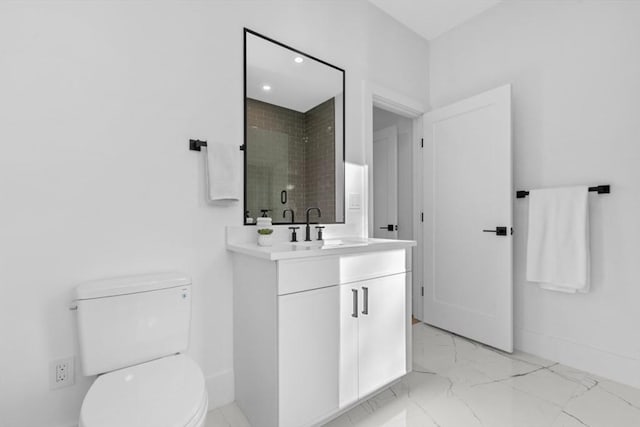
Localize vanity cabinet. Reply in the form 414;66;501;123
231;246;412;427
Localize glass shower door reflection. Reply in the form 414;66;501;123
246;128;298;223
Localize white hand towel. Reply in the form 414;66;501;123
526;186;590;293
205;141;241;202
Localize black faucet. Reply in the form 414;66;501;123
305;207;322;241
283;209;295;223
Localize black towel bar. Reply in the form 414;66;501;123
189;139;207;151
516;185;610;199
189;139;246;151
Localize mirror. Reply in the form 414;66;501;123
244;29;345;225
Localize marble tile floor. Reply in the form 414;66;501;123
206;323;640;427
205;402;251;427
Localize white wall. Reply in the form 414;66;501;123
0;1;428;426
429;0;640;388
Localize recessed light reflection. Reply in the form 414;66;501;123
294;56;304;63
262;84;271;91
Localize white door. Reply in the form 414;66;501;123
358;274;406;397
279;286;339;427
373;126;398;239
423;85;513;352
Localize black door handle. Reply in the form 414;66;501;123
483;226;508;236
379;224;395;231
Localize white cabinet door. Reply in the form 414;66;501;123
357;274;407;397
278;286;339;427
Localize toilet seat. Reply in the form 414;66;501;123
80;354;208;427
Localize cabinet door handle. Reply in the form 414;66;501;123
362;286;369;315
351;289;358;318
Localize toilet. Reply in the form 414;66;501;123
73;272;208;427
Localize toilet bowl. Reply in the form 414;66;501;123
73;273;208;427
79;355;208;427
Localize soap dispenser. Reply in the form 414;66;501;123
245;210;254;224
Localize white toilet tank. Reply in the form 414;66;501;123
74;272;192;376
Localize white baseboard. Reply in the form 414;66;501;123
516;328;640;389
205;369;235;409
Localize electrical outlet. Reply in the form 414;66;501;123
349;193;361;209
50;357;74;389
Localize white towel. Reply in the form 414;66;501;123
526;186;590;293
204;141;241;202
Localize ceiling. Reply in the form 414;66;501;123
369;0;502;41
246;32;343;113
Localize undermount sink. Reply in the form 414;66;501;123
291;239;369;250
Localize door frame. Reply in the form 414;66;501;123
364;82;425;320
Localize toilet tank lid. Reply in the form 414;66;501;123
74;272;191;300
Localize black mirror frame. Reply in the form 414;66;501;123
243;28;346;226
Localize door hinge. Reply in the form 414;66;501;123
421;286;424;297
420;138;424;148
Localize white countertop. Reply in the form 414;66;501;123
227;237;416;261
